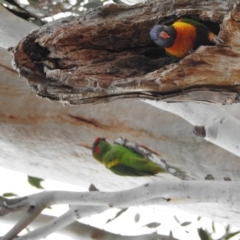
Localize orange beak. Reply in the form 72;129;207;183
159;31;170;39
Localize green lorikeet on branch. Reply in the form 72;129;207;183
92;137;166;177
150;18;224;58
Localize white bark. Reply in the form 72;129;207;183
1;212;178;240
1;42;240;226
1;5;240;238
1;212;89;240
144;101;240;157
120;0;146;4
5;181;238;207
0;5;36;49
10;206;106;240
1;180;239;239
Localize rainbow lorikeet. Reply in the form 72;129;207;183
150;18;224;58
92;137;166;176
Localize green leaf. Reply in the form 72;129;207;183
225;231;240;240
143;222;161;228
134;213;140;223
106;208;128;223
211;221;215;233
198;228;210;240
2;192;18;197
225;225;231;234
28;176;44;189
181;221;191;227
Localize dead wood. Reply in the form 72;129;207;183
9;0;240;104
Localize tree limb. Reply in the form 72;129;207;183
1;204;45;240
1;211;179;240
10;0;240;104
15;205;107;240
145;101;240;157
1;180;240;239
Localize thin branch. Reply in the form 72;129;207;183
15;205;106;240
1;181;239;214
1;211;179;240
3;0;44;24
0;196;27;216
1;204;45;240
1;181;239;239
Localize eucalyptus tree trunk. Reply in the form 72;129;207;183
1;0;240;238
10;0;240;104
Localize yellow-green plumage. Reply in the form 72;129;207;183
92;138;166;176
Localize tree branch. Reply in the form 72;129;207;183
10;0;240;104
1;181;239;238
144;101;240;157
1;204;45;240
1;211;179;240
2;181;239;212
15;205;107;240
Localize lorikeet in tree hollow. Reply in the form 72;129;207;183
150;18;224;58
92;137;166;176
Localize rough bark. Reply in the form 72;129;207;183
10;0;240;105
3;42;240;226
2;0;240;233
1;43;240;187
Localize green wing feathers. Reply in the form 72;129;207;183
102;145;166;176
92;138;166;177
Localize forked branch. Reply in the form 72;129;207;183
1;181;239;239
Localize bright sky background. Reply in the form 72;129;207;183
0;167;240;240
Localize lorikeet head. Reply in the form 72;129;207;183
150;24;176;48
92;137;110;162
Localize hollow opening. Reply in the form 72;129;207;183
23;36;50;62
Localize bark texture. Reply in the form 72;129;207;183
2;44;240;190
10;0;240;104
2;44;240;227
2;0;240;230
